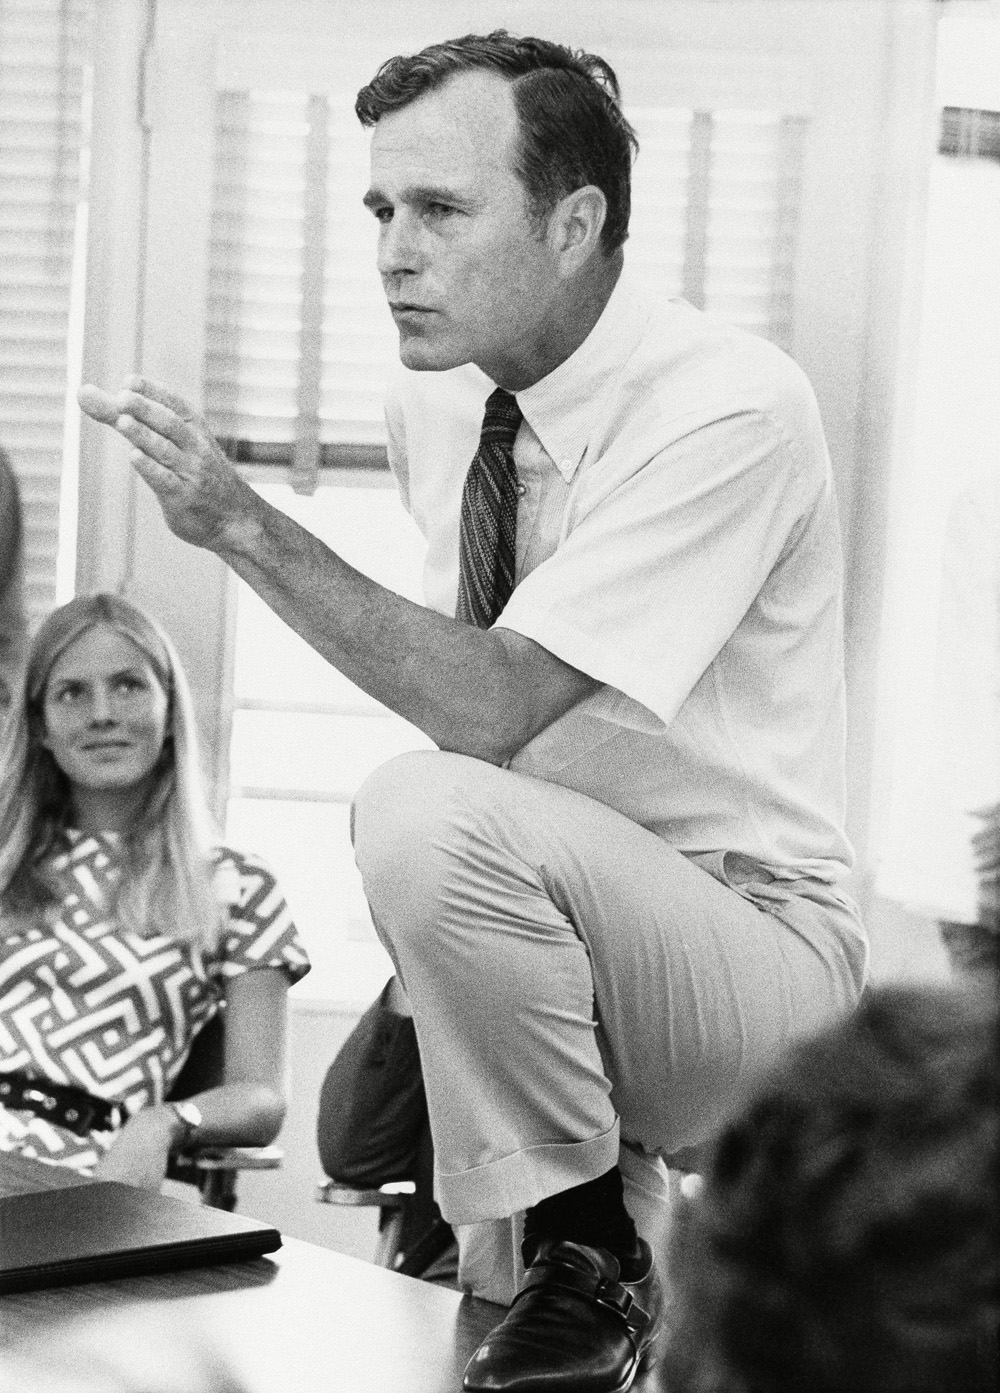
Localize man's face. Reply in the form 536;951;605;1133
365;70;562;388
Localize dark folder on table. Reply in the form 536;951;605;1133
0;1180;281;1293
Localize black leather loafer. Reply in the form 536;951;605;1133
462;1237;665;1393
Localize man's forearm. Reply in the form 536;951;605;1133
222;496;563;763
76;376;598;760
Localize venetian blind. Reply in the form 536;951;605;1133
203;89;807;493
0;0;88;628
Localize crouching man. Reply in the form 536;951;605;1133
79;30;867;1393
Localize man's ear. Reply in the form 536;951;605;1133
549;185;607;273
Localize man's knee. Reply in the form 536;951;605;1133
353;749;439;848
352;749;493;929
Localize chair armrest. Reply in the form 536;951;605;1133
185;1144;284;1172
315;1178;415;1209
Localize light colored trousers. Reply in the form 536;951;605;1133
353;751;866;1303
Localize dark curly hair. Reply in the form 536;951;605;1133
355;30;638;255
661;983;1000;1393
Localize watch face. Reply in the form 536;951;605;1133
174;1100;203;1129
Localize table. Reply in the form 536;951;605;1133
0;1153;502;1392
0;1154;668;1392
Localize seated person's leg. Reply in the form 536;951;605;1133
316;972;456;1279
354;750;862;1390
316;975;428;1188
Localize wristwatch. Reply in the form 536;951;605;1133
169;1099;203;1150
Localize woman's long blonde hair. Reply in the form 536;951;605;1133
0;593;226;950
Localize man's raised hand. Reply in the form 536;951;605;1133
78;376;260;555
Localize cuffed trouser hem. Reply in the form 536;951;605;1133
437;1120;621;1228
453;1142;672;1305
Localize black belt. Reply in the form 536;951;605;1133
0;1070;124;1137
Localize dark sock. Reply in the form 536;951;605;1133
522;1167;646;1279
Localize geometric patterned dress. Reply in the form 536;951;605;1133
0;830;310;1172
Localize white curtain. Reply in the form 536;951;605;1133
874;153;1000;922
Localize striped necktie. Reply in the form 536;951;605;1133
455;388;523;628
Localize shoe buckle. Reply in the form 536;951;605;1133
595;1280;633;1320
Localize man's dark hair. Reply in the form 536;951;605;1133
661;983;1000;1393
355;30;638;255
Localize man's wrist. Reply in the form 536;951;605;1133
213;482;270;565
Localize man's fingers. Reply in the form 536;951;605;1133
116;414;186;470
80;376;237;553
78;383;122;425
130;448;183;495
117;390;200;453
125;374;198;424
81;378;204;452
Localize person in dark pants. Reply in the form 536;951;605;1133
316;975;456;1281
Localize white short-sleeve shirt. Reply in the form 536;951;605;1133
385;266;854;885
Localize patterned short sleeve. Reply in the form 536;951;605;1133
207;847;310;986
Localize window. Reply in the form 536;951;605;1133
0;0;90;628
225;478;430;1003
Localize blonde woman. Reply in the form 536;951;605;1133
0;593;309;1187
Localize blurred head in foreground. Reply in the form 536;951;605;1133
662;982;999;1393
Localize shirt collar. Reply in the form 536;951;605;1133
514;263;651;482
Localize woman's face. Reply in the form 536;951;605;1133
41;625;170;807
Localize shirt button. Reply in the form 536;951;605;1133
516;483;527;497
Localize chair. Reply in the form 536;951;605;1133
166;1013;282;1211
316;1116;456;1280
313;983;457;1281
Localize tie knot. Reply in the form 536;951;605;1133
481;388;522;447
